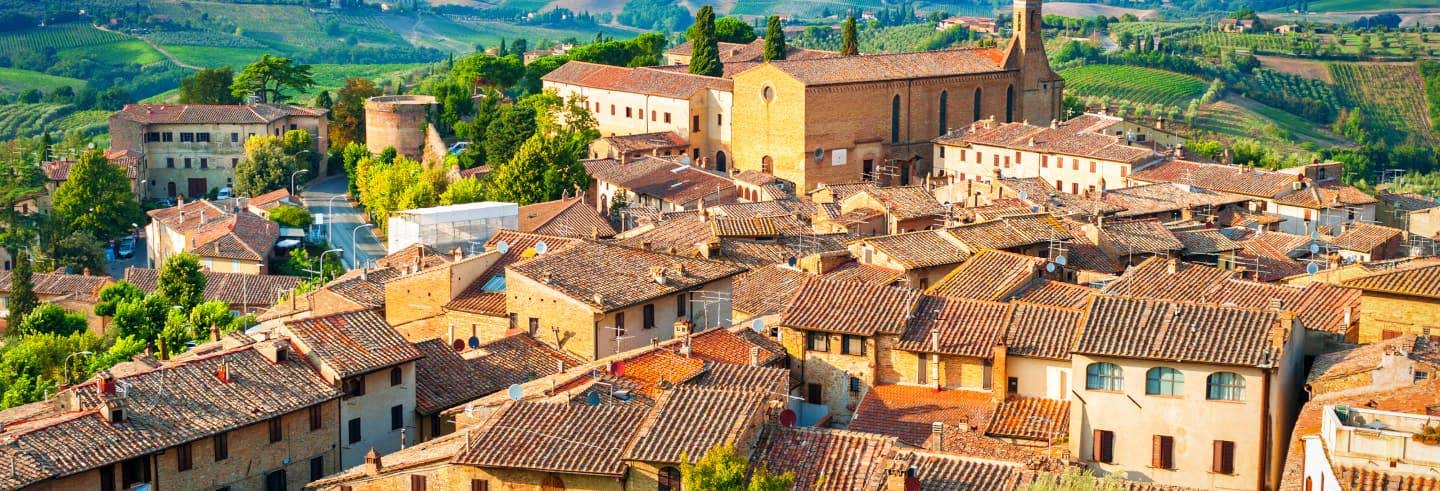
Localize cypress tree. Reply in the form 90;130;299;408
9;249;36;324
841;16;859;56
689;6;723;77
763;16;786;61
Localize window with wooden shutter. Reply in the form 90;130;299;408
471;480;490;491
1152;435;1174;469
1213;440;1236;474
411;474;427;491
1093;429;1114;463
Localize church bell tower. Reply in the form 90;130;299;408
1004;0;1065;124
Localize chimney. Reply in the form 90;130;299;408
883;461;917;491
749;346;761;367
930;422;945;451
1181;206;1194;221
96;370;116;395
991;343;1008;404
590;227;600;240
257;339;290;363
452;246;463;262
364;448;382;476
673;319;694;340
1050;119;1059;129
650;337;659;350
81;267;89;276
650;266;668;285
1268;298;1285;312
675;262;687;276
1166;257;1178;274
211;324;221;342
216;358;231;383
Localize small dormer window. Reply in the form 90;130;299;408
108;408;124;423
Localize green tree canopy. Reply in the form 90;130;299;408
179;67;241;105
841;16;859;55
689;6;723;77
231;54;316;104
51;150;143;241
706;16;757;44
269;204;314;228
681;445;793;491
483;92;597;205
111;294;169;346
329;77;383;148
8;248;36;323
16;304;87;337
313;89;333;110
94;280;144;317
484;103;538;166
764;16;786;61
452;54;524;90
158;253;206;310
235;135;303;197
440;177;486;206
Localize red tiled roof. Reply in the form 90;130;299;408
857;230;972;269
1008;279;1096;309
896;296;1011;358
987;397;1070;441
617;348;707;399
123;268;299;309
939;114;1160;165
1103;182;1250;218
508;240;744;312
1334;467;1440;491
624;386;767;464
687;327;783;366
517;197;617;239
413;339;493;415
454;400;649;477
283;309;423;378
1326;223;1403;253
1131;160;1299;199
945;213;1073;251
1005;302;1085;360
732;264;813;316
820;260;905;286
849;385;1055;462
752;48;1006;86
598;131;688;154
0;272;112;303
113;103;325;125
778;277;915;336
1099;219;1183;253
582;156;734;206
1175;228;1242;254
446;231;581;316
927;249;1042;301
542;61;732;99
1076;296;1286;367
749;425;896;490
465;333;584;395
891;450;1029;491
1342;264;1440;299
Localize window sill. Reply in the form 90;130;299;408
1084;388;1124;394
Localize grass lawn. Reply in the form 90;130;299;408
1307;0;1440;11
165;45;271;69
60;40;167;66
0;67;87;95
1060;64;1207;106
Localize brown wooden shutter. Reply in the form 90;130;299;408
1159;436;1174;469
1152;435;1164;468
1094;430;1113;463
411;475;427;491
1212;440;1236;474
471;480;489;491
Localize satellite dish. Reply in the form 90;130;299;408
534;241;549;254
786;256;797;267
778;409;797;427
1055;255;1067;266
814;147;824;161
612;360;625;377
1309;242;1320;254
1018;190;1028;200
1045;262;1056;273
452;339;465;351
585;391;601;407
1306;263;1320;275
752;318;764;333
496;241;510;253
1031;206;1040;212
507;384;524;401
464;403;475;417
468;336;481;349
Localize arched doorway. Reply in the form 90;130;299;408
973;87;982;122
715;151;727;172
890;95;901;143
761;156;773;174
166;181;177;197
938;90;948;136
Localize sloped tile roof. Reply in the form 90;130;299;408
997;177;1123;217
0;272;112;302
1175;228;1242;254
465;333;584;395
1103;183;1251;218
1281;379;1440;491
518;197;617;239
890;450;1028;491
857;230;972;269
688;327;783;366
987;397;1070;441
542;61;732;98
1342;264;1440;299
1307;335;1426;386
1131;160;1299;199
749;425;896;491
283;309;423;378
732;264;813;316
1326;223;1403;253
754;48;1005;86
413;339;494;415
1334;467;1440;491
509;240;744;312
114;103;325;124
926;249;1042;301
0;340;339;487
1100;219;1183;254
583;156;734;206
1005;302;1085;360
938;114;1160;165
1076;296;1285;367
850;185;948;220
820;260;905;285
1377;192;1440;212
778;277;915;336
454;401;649;477
691;363;789;392
850;384;996;447
946;213;1073;251
896;296;1011;358
616;348;708;399
598;131;688;154
1008;279;1096;309
446;231;582;316
124;268;299;308
1273;181;1377;208
624;386;767;464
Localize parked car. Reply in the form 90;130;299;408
153;197;176;208
217;187;233;200
116;236;136;259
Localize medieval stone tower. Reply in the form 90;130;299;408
1005;0;1065;124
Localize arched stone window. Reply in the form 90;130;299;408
891;95;901;143
1005;85;1015;123
972;87;982;122
1145;367;1183;396
1085;362;1122;391
938;90;949;136
1207;372;1246;401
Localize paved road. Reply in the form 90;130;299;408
303;176;385;269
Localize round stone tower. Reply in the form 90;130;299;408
364;95;437;159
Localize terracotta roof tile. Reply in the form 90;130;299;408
1334;467;1440;491
583;156;734;206
518;197;617;239
597;131;688;154
1076;296;1285;367
732;264;813;316
754;48;1005;86
927;249;1042;301
114;103;324;125
1307;335;1426;386
1174;228;1242;254
1281;380;1440;490
890;450;1028;490
283;309;423;378
749;425;896;490
1103;183;1250;218
896;296;1011;358
820;260;905;285
987;397;1070;441
509;240;744;312
778;277;915;336
857;230;972;269
624;386;767;464
0;272;112;303
413;339;494;415
687;327;783;366
446;231;582;316
996;178;1123;217
465;333;585;395
938;114;1160;165
849;385;1052;463
945;213;1073;251
1100;219;1183;253
1005;302;1085;360
1131;160;1299;199
1008;279;1096;308
1326;223;1403;253
691;363;789;392
123;268;299;309
1377;192;1440;212
543;61;731;98
454;401;648;476
616;349;707;399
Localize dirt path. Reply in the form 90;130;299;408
95;26;202;70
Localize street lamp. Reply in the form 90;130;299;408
290;169;309;196
317;248;344;282
327;194;346;245
63;351;93;385
352;223;374;270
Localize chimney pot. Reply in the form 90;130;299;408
931;422;945;451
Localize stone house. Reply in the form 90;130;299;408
144;198;281;274
123;267;300;315
1340;263;1440;343
0;270;114;334
1130;160;1376;236
582;155;736;215
108;103;327;200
